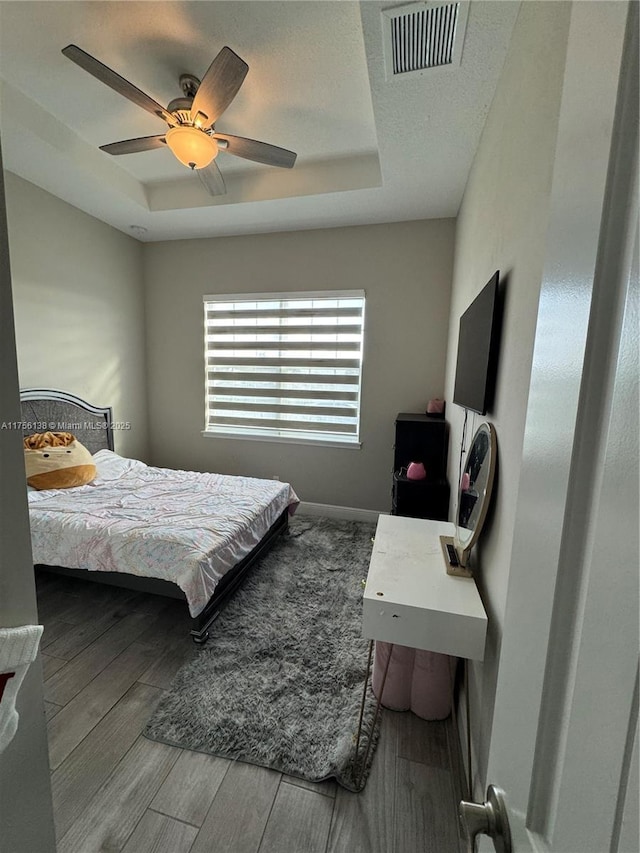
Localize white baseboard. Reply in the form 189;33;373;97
296;502;385;524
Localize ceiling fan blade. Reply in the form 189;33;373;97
213;134;297;168
100;135;167;155
62;45;175;125
197;160;227;196
191;47;249;127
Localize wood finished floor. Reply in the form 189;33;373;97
36;569;467;853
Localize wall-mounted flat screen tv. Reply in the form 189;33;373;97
453;271;501;415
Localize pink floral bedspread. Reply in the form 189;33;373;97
27;453;299;616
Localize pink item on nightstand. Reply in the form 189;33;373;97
406;461;427;480
427;398;446;415
372;641;454;720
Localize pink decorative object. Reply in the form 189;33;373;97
461;472;471;491
372;642;453;720
406;461;426;480
427;398;445;415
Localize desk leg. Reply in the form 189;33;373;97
355;641;395;789
354;639;374;761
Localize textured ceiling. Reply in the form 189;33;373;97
0;1;519;241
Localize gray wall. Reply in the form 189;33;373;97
5;173;148;460
442;0;572;792
143;219;454;510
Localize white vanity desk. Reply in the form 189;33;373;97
363;514;487;661
355;423;495;785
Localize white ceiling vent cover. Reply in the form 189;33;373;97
382;1;469;81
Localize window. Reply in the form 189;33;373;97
203;290;365;446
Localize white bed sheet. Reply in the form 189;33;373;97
28;451;299;617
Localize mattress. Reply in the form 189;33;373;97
27;450;299;617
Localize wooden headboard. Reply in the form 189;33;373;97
20;389;114;453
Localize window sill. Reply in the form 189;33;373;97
201;430;362;450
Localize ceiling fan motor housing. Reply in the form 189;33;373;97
180;73;200;98
166;74;201;116
166;98;194;115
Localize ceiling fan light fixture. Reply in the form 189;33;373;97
165;126;218;169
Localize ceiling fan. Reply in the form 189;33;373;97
61;44;297;196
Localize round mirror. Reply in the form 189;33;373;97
455;422;497;567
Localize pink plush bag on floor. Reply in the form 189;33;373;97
372;640;454;720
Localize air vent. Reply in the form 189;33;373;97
382;1;469;80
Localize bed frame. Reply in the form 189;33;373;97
20;388;289;644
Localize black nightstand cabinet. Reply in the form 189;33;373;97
392;474;450;520
391;413;450;521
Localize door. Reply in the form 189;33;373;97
478;2;638;851
0;141;56;848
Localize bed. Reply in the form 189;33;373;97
20;389;299;643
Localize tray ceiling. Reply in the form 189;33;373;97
0;1;519;241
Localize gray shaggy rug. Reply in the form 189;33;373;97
143;515;381;791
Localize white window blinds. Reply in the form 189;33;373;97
204;290;365;445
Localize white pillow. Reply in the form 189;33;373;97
91;450;146;483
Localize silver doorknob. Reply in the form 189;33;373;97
459;785;512;853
